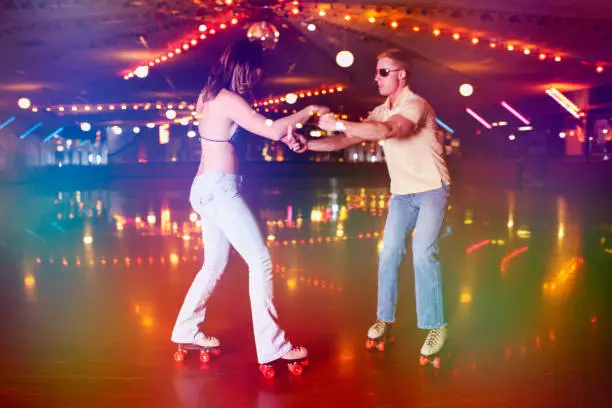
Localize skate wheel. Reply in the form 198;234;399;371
432;357;441;369
300;359;309;367
366;339;375;349
211;348;221;356
199;351;210;363
419;355;429;366
173;350;185;362
377;341;385;351
289;363;303;376
259;364;275;379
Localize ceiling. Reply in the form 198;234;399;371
1;0;611;133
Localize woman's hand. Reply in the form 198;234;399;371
318;113;339;132
282;126;308;153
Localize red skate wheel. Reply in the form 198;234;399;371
300;359;309;367
211;348;221;356
377;342;385;351
173;350;185;362
259;365;275;379
366;340;374;349
289;363;303;376
199;351;210;363
419;355;429;366
432;357;441;369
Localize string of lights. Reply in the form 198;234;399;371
253;84;345;107
286;3;607;73
122;16;242;80
27;101;196;114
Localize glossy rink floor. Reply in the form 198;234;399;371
0;178;610;408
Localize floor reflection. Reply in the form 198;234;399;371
0;179;610;407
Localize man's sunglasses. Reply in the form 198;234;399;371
376;68;401;77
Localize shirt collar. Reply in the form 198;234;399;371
383;86;413;110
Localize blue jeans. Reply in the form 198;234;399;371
171;173;292;363
377;183;449;329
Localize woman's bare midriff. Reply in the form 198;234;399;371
196;140;239;175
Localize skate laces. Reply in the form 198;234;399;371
425;328;442;346
373;319;387;331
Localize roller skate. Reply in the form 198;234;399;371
173;334;221;364
365;319;394;351
418;324;447;368
259;346;309;379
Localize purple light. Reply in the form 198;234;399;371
466;108;492;129
501;101;531;125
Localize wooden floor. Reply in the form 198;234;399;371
0;179;610;408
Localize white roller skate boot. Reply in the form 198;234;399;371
173;332;221;363
259;346;309;379
419;324;447;368
366;319;393;351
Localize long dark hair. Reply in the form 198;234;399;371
200;39;264;103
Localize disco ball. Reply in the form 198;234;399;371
247;21;279;50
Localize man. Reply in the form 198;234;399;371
297;49;450;359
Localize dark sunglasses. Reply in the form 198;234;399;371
376;68;401;77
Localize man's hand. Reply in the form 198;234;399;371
290;131;308;153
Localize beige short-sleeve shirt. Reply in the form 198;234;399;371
367;86;450;194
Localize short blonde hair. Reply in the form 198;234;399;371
377;48;412;78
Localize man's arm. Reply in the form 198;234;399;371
343;115;416;141
306;134;362;152
318;99;425;141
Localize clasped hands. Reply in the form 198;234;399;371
280;105;342;153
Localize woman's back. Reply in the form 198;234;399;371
196;91;241;175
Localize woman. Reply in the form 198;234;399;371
171;39;327;367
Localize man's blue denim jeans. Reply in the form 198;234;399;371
376;183;449;329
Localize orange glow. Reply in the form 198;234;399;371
142;316;154;327
24;274;36;288
460;291;472;303
433;29;441;36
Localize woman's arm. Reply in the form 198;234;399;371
306;134;362;152
218;90;327;141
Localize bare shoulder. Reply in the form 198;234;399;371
216;89;245;106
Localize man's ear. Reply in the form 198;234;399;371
399;70;407;80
